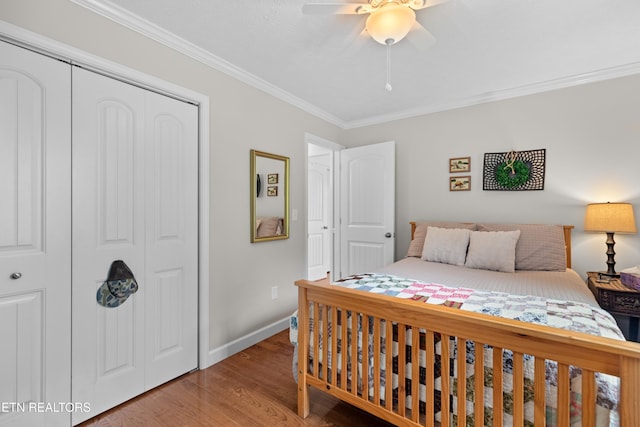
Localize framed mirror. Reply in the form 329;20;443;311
250;149;290;242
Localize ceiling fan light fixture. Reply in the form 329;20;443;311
365;2;416;45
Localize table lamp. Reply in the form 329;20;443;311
584;202;637;277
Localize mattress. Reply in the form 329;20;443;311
376;257;598;306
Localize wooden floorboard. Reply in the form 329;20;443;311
78;330;394;427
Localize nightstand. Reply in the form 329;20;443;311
587;271;640;342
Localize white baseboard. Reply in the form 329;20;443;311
204;316;290;368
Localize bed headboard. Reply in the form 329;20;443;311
409;222;574;269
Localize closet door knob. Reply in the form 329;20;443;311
10;272;22;280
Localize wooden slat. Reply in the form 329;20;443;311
373;317;381;406
492;347;503;426
581;368;596;426
557;363;570;427
321;304;328;382
331;306;338;386
297;291;310;418
473;343;484;427
440;334;451;427
512;352;524;427
350;312;357;396
534;356;546;425
411;327;420;423
362;314;370;401
385;320;393;411
620;356;640;427
425;331;435;427
563;225;573;268
457;338;467;427
341;309;348;390
397;324;407;416
312;302;320;380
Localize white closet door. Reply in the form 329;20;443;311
71;67;147;424
0;41;71;426
143;89;198;390
71;68;198;424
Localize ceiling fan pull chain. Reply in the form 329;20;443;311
385;41;392;92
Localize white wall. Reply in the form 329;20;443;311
343;74;640;280
0;0;341;357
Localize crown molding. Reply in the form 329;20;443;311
70;0;347;129
344;61;640;129
71;0;640;130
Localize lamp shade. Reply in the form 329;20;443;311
365;3;416;45
584;202;637;233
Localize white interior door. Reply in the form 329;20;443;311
0;41;71;427
340;141;395;277
72;67;198;424
307;153;332;280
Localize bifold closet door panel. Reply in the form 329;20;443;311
71;67;198;424
143;90;198;391
71;67;147;424
0;41;71;427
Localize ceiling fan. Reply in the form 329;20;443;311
302;0;447;48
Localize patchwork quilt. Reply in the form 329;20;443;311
291;273;624;427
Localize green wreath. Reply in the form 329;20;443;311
495;160;530;188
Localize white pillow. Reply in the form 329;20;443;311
421;227;471;266
464;230;521;273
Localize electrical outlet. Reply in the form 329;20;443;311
271;286;278;300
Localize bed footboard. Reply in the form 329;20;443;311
295;277;640;427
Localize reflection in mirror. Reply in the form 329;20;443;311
250;150;290;242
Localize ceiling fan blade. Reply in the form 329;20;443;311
408;0;450;10
302;3;372;15
406;21;436;50
337;25;371;56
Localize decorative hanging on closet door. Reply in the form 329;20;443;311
96;260;138;308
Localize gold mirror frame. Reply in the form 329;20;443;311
250;150;290;242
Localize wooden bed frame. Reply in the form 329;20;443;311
295;224;640;426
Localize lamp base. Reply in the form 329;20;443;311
603;231;618;277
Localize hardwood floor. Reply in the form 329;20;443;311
79;329;394;427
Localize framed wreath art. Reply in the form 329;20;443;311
482;149;546;191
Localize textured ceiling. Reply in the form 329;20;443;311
79;0;640;128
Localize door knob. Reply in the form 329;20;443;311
385;232;392;238
322;226;328;229
10;272;22;280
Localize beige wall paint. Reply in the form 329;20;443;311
343;74;640;280
0;0;341;353
3;0;640;357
